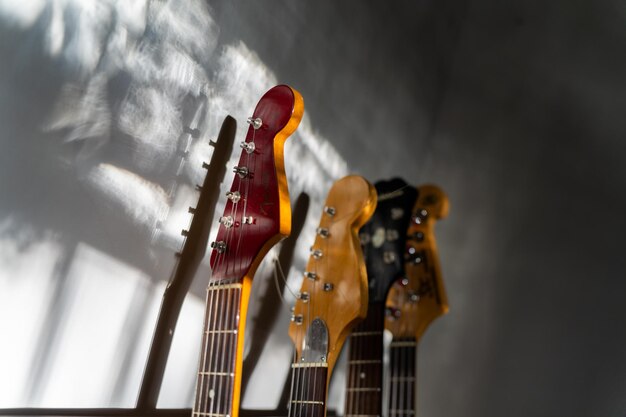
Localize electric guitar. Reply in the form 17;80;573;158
288;175;377;417
385;184;449;417
192;85;304;417
344;178;418;417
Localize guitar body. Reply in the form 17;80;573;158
288;175;377;417
193;85;303;417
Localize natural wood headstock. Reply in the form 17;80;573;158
289;175;377;373
209;85;304;282
359;178;418;302
385;184;449;340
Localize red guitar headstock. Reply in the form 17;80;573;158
209;85;304;282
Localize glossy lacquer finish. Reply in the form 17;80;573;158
288;175;376;417
385;184;449;340
209;85;303;281
193;85;303;417
384;184;449;417
344;178;417;417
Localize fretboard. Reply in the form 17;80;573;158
288;363;329;417
344;302;385;417
193;280;244;417
388;338;417;417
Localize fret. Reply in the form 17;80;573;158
207;282;243;291
198;371;234;377
347;387;382;392
291;362;329;368
290;400;325;405
205;329;238;334
352;331;383;337
390;341;417;347
192;412;230;417
344;415;380;417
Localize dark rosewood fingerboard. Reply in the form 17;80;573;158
193;281;243;417
345;302;385;417
388;338;417;417
288;364;328;417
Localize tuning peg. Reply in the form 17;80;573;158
304;271;317;281
386;230;399;241
226;191;241;203
202;161;209;169
195;184;202;191
412;208;428;224
209;140;217;147
247;117;263;130
390;207;404;220
298;292;309;303
240;141;255;154
310;249;323;259
323;206;336;216
218;216;234;228
316;227;330;238
383;251;396;264
188;207;196;214
290;314;303;324
181;229;189;237
323;283;334;292
210;241;227;253
233;166;249;178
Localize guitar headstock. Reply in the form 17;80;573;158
289;175;377;373
209;85;304;282
359;178;418;303
385;184;449;340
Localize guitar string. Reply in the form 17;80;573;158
309;217;329;417
219;131;255;416
200;123;250;417
207;181;240;417
215;126;256;417
198;193;237;417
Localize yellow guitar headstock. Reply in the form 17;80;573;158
385;184;449;341
289;175;377;373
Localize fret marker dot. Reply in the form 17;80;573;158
209;389;215;399
360;372;366;379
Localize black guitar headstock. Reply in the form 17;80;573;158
359;178;418;303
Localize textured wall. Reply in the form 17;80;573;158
1;0;625;415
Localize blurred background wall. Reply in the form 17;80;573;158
1;1;625;416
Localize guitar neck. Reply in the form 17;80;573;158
193;277;251;417
287;363;329;417
344;302;385;417
388;338;417;417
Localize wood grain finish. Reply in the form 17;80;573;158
385;184;449;340
193;85;304;417
384;184;449;417
288;175;377;417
